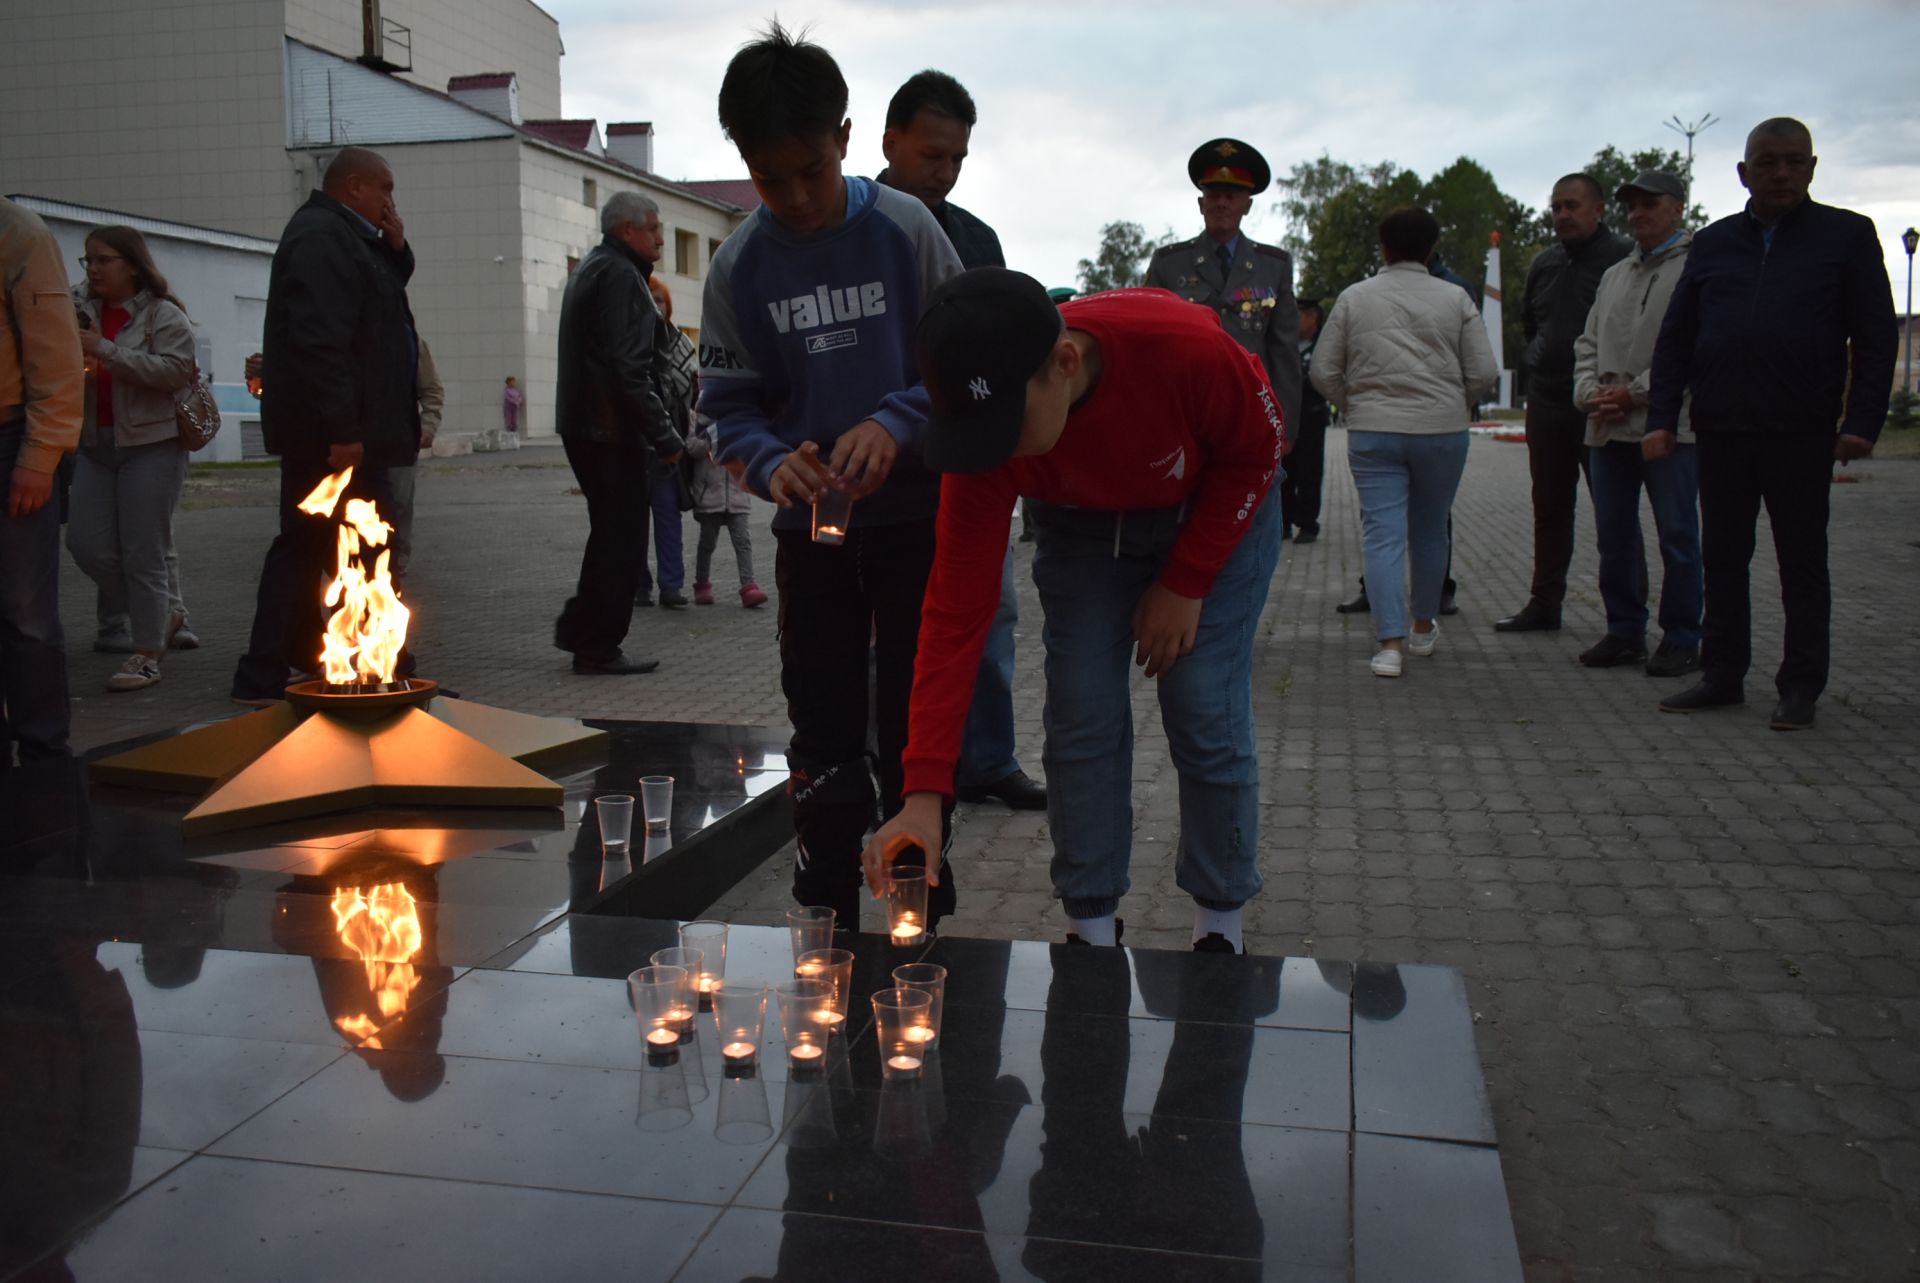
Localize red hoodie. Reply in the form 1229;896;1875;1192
902;287;1284;799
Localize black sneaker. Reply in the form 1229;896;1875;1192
1495;602;1562;632
1292;525;1319;544
659;589;689;609
1192;933;1241;954
1645;640;1701;678
1335;586;1371;614
1578;634;1648;668
956;769;1047;810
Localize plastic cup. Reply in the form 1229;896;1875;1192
794;948;854;1037
884;869;928;946
628;964;695;1054
811;483;853;545
680;920;729;1009
872;987;934;1081
787;906;835;967
640;775;674;833
890;962;947;1049
776;978;835;1072
714;980;768;1071
649;947;705;1027
595;794;634;854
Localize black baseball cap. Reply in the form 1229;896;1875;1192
917;268;1063;474
1616;169;1686;201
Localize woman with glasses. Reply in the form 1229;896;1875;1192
69;225;197;692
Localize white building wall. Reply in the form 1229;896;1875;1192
514;145;743;439
0;0;296;240
284;0;563;120
350;138;526;442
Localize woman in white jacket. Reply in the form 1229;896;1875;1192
1310;207;1499;677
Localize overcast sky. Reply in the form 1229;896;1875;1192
544;0;1920;307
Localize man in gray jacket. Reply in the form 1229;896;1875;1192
1571;171;1701;678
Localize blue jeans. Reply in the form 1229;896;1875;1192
0;424;70;760
1348;431;1470;642
1031;490;1284;917
637;471;684;595
1588;440;1702;647
956;545;1022;788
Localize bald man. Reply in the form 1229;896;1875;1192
232;146;423;703
1646;117;1896;730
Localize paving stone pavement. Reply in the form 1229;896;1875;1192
58;432;1920;1281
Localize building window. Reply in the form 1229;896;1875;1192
675;229;698;277
582;177;597;207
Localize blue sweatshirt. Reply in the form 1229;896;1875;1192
697;178;963;530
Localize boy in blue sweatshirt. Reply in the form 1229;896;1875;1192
699;24;962;931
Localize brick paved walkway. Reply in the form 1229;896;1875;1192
57;434;1920;1281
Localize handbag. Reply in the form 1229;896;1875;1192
173;363;220;451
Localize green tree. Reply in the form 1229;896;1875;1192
1577;145;1711;228
1418;157;1548;368
1076;221;1171;294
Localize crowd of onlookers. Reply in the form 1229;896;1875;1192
0;42;1896;951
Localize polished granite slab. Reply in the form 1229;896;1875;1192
1;722;1520;1281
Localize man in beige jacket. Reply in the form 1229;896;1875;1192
0;196;84;760
1572;170;1702;678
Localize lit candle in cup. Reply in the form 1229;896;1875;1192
891;916;921;943
903;1025;935;1045
722;1041;757;1067
788;1043;825;1069
794;962;823;980
886;1053;923;1077
813;1008;846;1033
645;1026;679;1049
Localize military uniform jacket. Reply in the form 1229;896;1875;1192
1145;234;1300;435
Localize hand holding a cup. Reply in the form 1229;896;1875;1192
862;793;943;895
769;441;832;509
829;418;898;498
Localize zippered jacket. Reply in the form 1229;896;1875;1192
1521;225;1632;401
1647;199;1896;441
1573;231;1693;446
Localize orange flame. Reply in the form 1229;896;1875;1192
298;466;354;518
330;882;423;1047
298;470;411;685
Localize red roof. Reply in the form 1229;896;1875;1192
682;179;760;212
448;72;516;89
522;119;598;150
606;122;652;136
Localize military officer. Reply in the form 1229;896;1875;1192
1145;138;1302;435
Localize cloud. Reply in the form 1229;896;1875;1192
545;0;1920;300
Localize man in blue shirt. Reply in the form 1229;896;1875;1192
1648;117;1896;730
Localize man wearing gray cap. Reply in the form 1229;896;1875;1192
1571;170;1702;677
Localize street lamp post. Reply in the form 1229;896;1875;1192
1904;227;1918;395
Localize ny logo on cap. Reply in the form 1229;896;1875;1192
968;377;991;401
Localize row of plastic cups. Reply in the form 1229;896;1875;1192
626;958;946;1078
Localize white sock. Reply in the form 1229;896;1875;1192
1067;913;1117;946
1192;905;1243;949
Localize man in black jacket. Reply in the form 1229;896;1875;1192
1497;174;1631;633
232;147;419;704
875;70;1046;812
1648;118;1895;730
552;191;686;675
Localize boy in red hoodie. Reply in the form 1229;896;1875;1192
863;268;1285;952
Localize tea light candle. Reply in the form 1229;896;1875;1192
903;1025;935;1045
794;962;824;980
788;1042;825;1065
645;1026;679;1048
891;919;922;942
696;976;719;1011
813;1009;846;1032
886;1054;923;1076
722;1040;757;1066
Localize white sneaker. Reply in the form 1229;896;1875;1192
106;653;162;692
1408;623;1439;657
1370;648;1404;678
